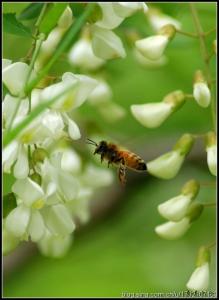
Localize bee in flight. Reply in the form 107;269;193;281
86;139;147;185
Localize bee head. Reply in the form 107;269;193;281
94;141;107;155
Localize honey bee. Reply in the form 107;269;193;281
87;139;147;185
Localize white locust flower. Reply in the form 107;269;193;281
155;217;190;240
147;8;181;32
81;164;114;188
158;180;200;221
193;70;211;108
5;178;46;241
186;246;210;291
95;3;124;29
2;58;12;71
133;48;168;68
91;25;126;60
98;101;126;122
135;24;176;60
113;2;148;18
205;131;217;176
68;38;105;71
38;230;73;258
88;79;113;105
131;90;185;128
147;134;194;179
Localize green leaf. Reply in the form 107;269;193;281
3;3;29;14
3;13;32;37
3;193;17;218
18;3;44;20
39;3;68;35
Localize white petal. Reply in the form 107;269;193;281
2;141;19;173
31;89;42;109
135;35;169;60
193;82;211;108
147;150;184;179
68;39;105;71
2;62;33;96
91;26;126;60
131;102;172;128
113;2;148;18
207;145;217;176
38;230;72;258
40;74;79;111
12;177;44;207
96;3;124;29
13;145;29;179
186;263;209;291
82;164;114;188
61;148;81;174
62;73;98;109
158;194;192;221
88;80;112;105
57;6;73;29
5;205;31;237
28;210;45;242
2;59;12;71
3;94;29;128
133;48;168;68
63;113;81;140
155;217;190;240
57;170;80;201
41;110;64;137
45;204;75;236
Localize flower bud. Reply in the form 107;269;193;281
57;6;73;29
186;202;203;223
193;70;211;108
30;172;42;186
131;90;185;128
157;180;200;222
173;133;194;156
147;8;181;32
133;48;168;68
147;134;194;179
205;132;217;176
32;148;48;164
135;25;176;61
155;217;190;240
91;25;126;60
186;246;210;291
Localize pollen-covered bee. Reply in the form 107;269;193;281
87;139;147;185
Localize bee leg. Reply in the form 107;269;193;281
108;161;111;168
118;163;126;186
101;153;104;163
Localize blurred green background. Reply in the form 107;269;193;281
3;2;216;297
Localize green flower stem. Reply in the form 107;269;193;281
176;29;198;38
25;3;96;94
203;202;216;207
189;3;216;131
3;83;78;147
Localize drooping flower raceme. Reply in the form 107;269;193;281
131;90;185;128
155;202;203;240
135;24;176;60
158;180;200;221
193;70;211;108
147;133;194;179
186;246;210;291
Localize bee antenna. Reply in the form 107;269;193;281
86;138;98;146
